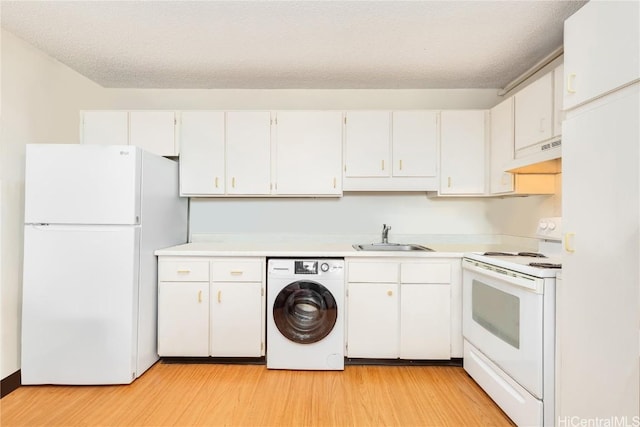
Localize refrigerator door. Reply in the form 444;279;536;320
24;144;141;225
21;224;141;385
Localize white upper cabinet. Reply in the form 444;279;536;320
179;111;225;196
392;111;438;178
81;110;178;157
81;111;129;146
489;98;515;194
129;111;177;157
274;111;343;196
343;110;438;191
514;72;553;153
344;111;391;177
439;110;487;195
226;112;272;195
553;64;564;138
564;1;640;110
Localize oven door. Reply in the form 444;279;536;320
462;258;544;399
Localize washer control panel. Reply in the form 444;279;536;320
269;259;344;278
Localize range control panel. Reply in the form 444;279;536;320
536;217;562;241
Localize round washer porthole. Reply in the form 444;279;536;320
272;280;338;344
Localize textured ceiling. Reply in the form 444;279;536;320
0;0;587;89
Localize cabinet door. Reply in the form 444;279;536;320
392;111;438;177
158;282;209;357
400;284;450;360
226;112;272;195
564;1;640;110
489;98;515;194
179;111;225;196
439;110;486;195
346;282;399;358
553;64;564;138
130;111;177;157
514;72;553;151
210;282;263;357
81;111;129;146
275;111;343;195
344;111;390;177
559;85;639;419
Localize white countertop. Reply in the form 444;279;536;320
154;233;539;258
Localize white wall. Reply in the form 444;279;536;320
190;193;495;237
0;29;108;379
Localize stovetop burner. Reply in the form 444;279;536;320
482;251;547;258
529;262;562;269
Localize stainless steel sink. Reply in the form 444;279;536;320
352;243;434;252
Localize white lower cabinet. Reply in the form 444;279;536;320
158;281;210;357
347;281;400;358
346;259;452;360
158;257;265;358
210;281;263;357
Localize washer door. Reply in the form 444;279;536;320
273;280;338;344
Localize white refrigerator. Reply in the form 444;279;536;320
21;144;188;385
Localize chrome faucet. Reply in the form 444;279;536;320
381;224;391;244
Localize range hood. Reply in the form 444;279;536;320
506;140;562;174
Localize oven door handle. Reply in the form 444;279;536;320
462;259;544;294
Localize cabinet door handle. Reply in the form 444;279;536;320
217;290;222;303
448;177;452;188
333;177;337;189
567;73;577;94
381;159;385;171
232;177;236;188
399;160;403;171
215;177;219;188
540;118;546;133
564;232;576;253
198;290;202;303
387;290;393;297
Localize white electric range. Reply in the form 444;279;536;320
462;217;562;427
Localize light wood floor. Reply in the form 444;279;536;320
1;362;515;426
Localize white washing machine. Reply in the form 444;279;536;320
267;258;345;370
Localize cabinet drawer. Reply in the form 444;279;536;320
401;262;451;284
348;262;399;283
159;261;209;282
212;260;263;282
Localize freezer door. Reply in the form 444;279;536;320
21;224;142;385
24;144;141;225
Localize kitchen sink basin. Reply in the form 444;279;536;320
352;243;434;252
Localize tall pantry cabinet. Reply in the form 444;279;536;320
558;1;639;421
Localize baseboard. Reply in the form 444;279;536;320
1;370;21;398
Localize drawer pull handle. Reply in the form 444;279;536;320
230;271;244;276
198;290;202;303
177;269;191;274
217;290;222;303
387;290;393;297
